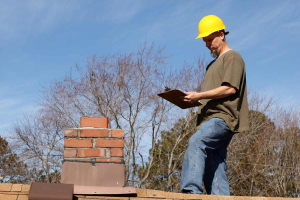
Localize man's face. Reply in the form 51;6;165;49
203;32;223;58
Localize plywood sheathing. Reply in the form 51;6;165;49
73;188;300;199
1;184;300;200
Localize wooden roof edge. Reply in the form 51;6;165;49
135;189;300;200
0;184;299;200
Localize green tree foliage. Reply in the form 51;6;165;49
29;168;61;183
0;136;29;183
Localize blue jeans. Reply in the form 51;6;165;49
180;118;234;195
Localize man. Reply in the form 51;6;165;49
180;15;249;195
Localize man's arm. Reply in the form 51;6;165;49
182;83;236;103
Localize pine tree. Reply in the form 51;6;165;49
0;136;29;183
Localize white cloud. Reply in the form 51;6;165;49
254;84;300;111
284;21;300;35
138;0;234;43
0;0;81;41
98;0;144;23
230;32;258;51
258;54;279;64
0;99;20;111
229;0;300;51
0;79;41;135
285;21;300;29
0;96;38;117
206;0;233;16
0;0;148;43
0;99;39;137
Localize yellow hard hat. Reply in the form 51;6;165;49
195;15;226;39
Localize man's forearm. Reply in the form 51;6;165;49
182;84;236;103
198;85;236;99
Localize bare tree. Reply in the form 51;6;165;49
270;106;300;197
227;92;300;197
137;58;207;190
38;42;205;185
11;111;64;183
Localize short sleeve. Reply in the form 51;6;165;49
222;58;244;90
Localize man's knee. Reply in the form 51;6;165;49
188;129;205;148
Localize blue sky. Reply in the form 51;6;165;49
1;0;300;136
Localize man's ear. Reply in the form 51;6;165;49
219;31;225;41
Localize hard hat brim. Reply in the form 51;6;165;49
195;25;227;40
195;32;211;39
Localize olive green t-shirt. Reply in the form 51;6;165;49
197;50;249;133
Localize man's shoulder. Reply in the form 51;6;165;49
223;50;244;65
223;50;243;60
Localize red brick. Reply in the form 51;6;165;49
65;129;77;137
80;117;108;128
78;149;105;157
96;158;122;163
96;139;124;148
80;129;109;138
111;149;123;157
111;129;124;138
64;149;77;157
64;139;92;148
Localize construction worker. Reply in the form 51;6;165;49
180;15;249;195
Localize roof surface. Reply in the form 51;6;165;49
0;183;300;200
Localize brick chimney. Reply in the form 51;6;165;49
63;117;124;163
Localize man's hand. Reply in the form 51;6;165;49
180;84;236;102
181;92;201;103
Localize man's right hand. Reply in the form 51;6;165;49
181;91;202;103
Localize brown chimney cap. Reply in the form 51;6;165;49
29;182;73;200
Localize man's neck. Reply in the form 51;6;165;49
217;43;230;57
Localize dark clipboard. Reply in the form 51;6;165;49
157;89;202;109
